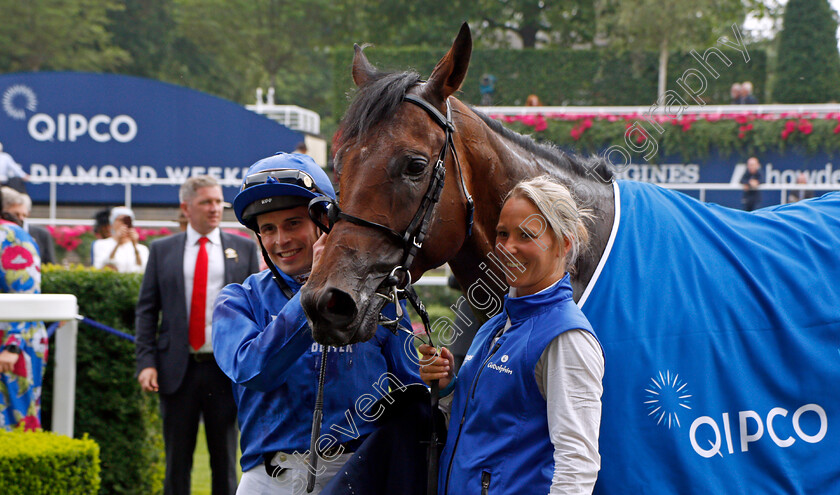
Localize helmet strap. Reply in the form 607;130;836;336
255;232;295;299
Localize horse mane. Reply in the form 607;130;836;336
336;66;613;182
473;110;614;182
336;70;423;148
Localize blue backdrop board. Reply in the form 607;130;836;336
0;73;303;205
611;151;839;209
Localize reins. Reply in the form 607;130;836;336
306;91;474;495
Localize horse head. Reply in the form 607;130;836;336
300;24;495;345
301;23;615;346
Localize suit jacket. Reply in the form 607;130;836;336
135;230;260;395
27;224;56;265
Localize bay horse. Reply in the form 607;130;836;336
301;23;840;494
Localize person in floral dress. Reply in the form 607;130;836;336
0;191;46;431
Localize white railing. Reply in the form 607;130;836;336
246;103;321;135
0;294;79;437
27;176;242;224
27;180;840;227
475;103;840;118
654;182;840;203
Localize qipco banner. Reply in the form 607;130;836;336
0;72;303;205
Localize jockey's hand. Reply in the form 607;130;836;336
418;344;454;389
138;367;159;392
311;234;327;273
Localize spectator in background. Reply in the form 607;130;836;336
740;157;763;211
479;73;497;106
92;208;112;240
135;175;259;495
0;187;47;431
0;142;29;193
92;206;149;273
90;208;113;265
730;83;743;104
1;187;56;265
525;94;543;106
741;81;758;104
788;172;814;203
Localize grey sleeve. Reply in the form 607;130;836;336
535;329;604;495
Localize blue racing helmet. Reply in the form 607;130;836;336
234;152;336;231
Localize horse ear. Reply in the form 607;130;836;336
352;44;377;87
425;23;472;102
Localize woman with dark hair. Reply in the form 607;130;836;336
0;187;47;430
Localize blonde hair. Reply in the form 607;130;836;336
505;175;590;267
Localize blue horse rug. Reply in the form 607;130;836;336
580;180;840;494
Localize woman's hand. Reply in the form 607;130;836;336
418;344;454;388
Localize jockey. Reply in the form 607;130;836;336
212;152;422;494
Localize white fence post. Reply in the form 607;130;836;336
0;294;79;437
52;317;78;437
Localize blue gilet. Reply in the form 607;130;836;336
439;273;600;495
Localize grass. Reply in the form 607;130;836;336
191;423;242;495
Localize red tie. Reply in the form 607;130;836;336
189;237;209;351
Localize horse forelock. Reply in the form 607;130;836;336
473;110;614;183
335;70;423;151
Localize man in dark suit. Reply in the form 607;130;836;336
136;175;259;495
0;187;55;264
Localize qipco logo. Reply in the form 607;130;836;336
27;113;138;143
689;403;827;458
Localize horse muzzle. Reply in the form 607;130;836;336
300;284;382;346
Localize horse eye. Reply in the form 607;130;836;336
405;158;427;176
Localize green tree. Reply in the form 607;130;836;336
0;0;128;72
474;0;596;48
107;0;176;78
172;0;351;104
772;0;840;102
341;0;470;48
602;0;748;97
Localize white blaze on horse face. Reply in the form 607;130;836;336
495;197;566;297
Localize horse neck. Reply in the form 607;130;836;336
450;102;615;307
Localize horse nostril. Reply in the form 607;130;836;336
318;288;358;326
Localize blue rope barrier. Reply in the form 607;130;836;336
45;317;135;342
46;322;60;339
80;317;135;342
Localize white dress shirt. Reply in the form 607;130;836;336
183;225;225;354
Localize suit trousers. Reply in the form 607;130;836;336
159;356;238;495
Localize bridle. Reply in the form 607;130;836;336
306;90;474;495
307;91;474;335
309;93;474;287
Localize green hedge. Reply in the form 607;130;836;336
40;265;164;495
330;46;768;117
0;430;100;494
